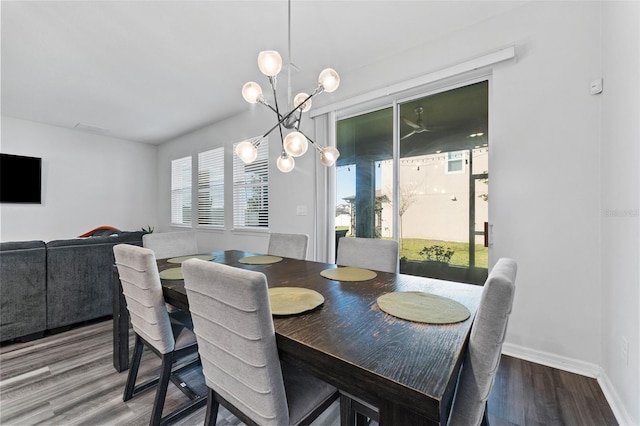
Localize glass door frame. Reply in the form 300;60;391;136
330;74;491;280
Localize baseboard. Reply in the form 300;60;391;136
597;371;637;426
502;342;601;377
502;343;636;426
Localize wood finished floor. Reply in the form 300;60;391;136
0;320;617;426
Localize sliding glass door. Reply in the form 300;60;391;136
336;81;489;284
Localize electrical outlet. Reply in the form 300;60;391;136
621;337;629;365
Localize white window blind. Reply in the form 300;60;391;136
198;147;224;227
171;156;192;225
233;140;269;229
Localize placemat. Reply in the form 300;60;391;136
159;267;183;280
238;255;283;265
320;266;377;282
167;254;215;264
268;287;324;315
377;291;470;324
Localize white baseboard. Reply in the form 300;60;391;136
502;342;601;377
597;372;637;426
502;343;637;426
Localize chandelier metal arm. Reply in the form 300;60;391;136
258;87;321;139
269;77;287;152
259;96;328;153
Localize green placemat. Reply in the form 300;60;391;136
377;291;470;324
167;254;214;264
320;267;377;282
159;267;183;280
238;255;283;265
269;287;324;315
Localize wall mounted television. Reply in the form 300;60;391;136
0;153;42;204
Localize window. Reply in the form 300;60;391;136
446;150;465;174
233;139;269;228
198;147;224;227
171;156;192;226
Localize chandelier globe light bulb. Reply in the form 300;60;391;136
294;92;312;112
242;82;263;104
283;132;308;157
236;141;258;164
276;154;295;173
257;51;283;77
318;68;340;93
320;146;340;167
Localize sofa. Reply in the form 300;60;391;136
0;231;145;343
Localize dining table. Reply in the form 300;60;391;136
112;249;483;425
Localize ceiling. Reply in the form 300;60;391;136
1;1;523;145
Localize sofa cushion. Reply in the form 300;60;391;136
0;240;47;342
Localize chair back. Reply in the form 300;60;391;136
182;259;289;425
113;244;175;354
142;231;198;259
336;237;399;273
449;257;517;426
267;233;308;260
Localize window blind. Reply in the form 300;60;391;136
171;156;192;225
233;140;269;229
198;147;224;227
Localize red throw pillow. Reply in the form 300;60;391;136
78;226;120;238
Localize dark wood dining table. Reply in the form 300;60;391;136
112;249;483;425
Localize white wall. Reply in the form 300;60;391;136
156;107;318;257
601;2;640;424
0;117;158;242
156;1;637;421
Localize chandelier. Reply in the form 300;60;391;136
236;1;340;173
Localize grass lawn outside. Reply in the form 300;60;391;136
399;238;488;268
335;228;488;269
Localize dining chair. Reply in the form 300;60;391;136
336;237;399;273
143;230;199;313
113;244;206;426
448;257;517;426
142;230;198;259
267;232;309;260
340;257;517;426
182;258;339;426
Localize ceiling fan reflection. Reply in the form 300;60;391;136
401;106;432;141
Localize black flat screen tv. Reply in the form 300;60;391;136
0;153;42;204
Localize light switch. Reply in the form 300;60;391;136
296;205;307;216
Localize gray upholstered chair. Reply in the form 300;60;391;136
113;244;206;426
143;230;198;313
336;237;399;273
340;257;517;426
182;258;339;426
448;257;517;426
142;231;198;260
267;232;308;260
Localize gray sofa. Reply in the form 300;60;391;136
0;231;145;342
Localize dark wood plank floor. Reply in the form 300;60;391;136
0;320;617;426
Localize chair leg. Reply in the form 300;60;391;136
123;335;144;401
149;352;174;426
204;388;220;426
